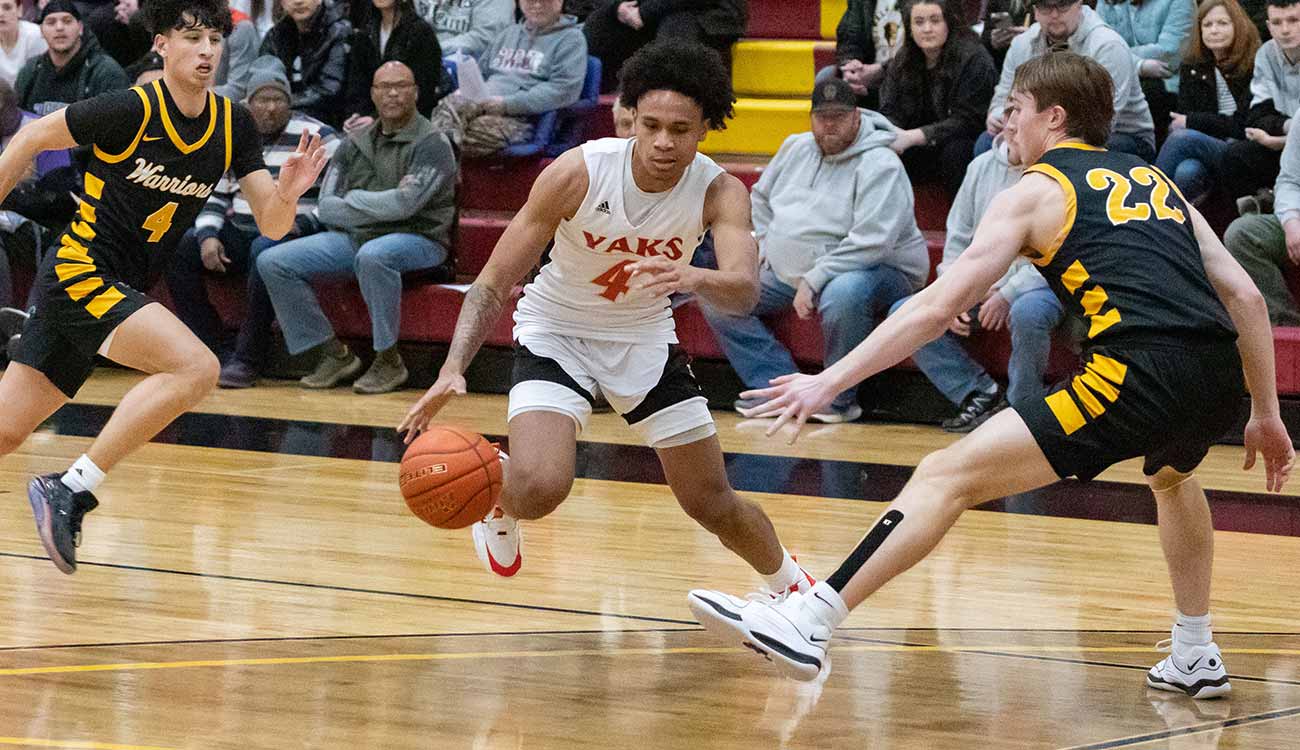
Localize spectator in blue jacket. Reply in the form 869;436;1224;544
1097;0;1195;143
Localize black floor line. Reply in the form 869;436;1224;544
1060;704;1300;749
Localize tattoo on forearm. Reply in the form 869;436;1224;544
446;283;506;372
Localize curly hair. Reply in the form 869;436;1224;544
617;42;735;131
141;0;234;36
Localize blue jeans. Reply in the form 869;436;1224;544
1153;128;1230;206
258;231;448;355
701;264;913;409
895;286;1064;405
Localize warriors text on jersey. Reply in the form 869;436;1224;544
57;79;265;299
512;137;725;344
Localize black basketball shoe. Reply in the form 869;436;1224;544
27;473;99;574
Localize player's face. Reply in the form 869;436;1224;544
630;89;708;182
1200;5;1235;57
158;23;224;88
41;13;81;55
1267;4;1300;53
811;107;860;156
1005;89;1059;165
249;88;291;135
1033;0;1082;40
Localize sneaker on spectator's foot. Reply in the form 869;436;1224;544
809;403;863;424
1146;636;1231;699
1236;188;1275;216
353;349;408;394
734;396;772;417
688;584;846;682
300;346;362;389
27;473;99;575
472;506;522;577
218;359;258;389
942;388;1007;433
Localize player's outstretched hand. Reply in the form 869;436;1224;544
1243;414;1295;493
738;372;837;444
278;131;329;200
398;372;467;444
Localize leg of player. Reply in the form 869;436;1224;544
0;362;72;458
1145;467;1231;699
688;408;1061;680
25;303;219;574
471;410;579;577
658;433;813;596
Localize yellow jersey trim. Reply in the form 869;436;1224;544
223;97;233;173
153;79;218;155
1023;162;1077;268
92;87;150;164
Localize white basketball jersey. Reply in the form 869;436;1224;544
513;137;724;344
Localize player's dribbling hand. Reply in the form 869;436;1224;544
1244;414;1295;493
398;371;467;444
626;257;697;300
278;131;329;200
738;372;837;444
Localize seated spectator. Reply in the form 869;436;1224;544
1223;0;1300;213
980;0;1031;73
259;0;351;127
14;0;128;115
0;0;45;88
231;0;278;37
891;135;1064;432
1097;0;1195;144
259;62;457;394
166;57;340;387
584;0;743;88
821;0;906;108
418;0;512;58
344;0;442;135
1224;119;1300;325
701;79;928;423
611;92;634;136
213;8;259;101
1154;0;1259;206
429;0;585;157
879;0;995;196
124;47;161;84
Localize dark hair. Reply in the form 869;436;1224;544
1011;52;1113;146
125;49;165;80
141;0;233;36
0;78;21;138
1267;0;1300;10
618;42;735;131
894;0;975;74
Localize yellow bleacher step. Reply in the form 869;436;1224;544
701;98;811;157
732;40;837;98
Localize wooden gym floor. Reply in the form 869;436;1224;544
0;369;1298;749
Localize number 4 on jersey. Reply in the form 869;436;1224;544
592;259;636;301
142;201;179;243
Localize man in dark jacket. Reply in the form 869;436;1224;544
14;0;127;115
343;0;443;133
583;0;744;88
259;0;351;127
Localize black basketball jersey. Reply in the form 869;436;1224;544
1023;143;1236;348
56;79;264;307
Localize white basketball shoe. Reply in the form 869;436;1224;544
1146;634;1231;699
688;582;848;681
471;448;522;577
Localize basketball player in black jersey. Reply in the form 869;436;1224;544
689;53;1296;699
0;0;328;574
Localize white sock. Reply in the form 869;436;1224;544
762;548;804;592
61;454;105;494
804;581;850;629
1174;610;1212;648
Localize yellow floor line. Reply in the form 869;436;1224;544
3;643;1297;678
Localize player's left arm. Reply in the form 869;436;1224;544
626;172;759;315
1188;204;1295;491
0;108;77;206
239;129;328;240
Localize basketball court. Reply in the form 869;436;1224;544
0;369;1297;749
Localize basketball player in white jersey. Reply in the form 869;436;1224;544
399;42;813;596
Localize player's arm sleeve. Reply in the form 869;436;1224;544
229;104;268;180
63;88;146;153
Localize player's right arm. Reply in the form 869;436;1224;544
1188;205;1295;492
397;149;590;441
0;109;77;205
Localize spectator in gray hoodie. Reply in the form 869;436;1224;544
416;0;513;57
1224;115;1300;325
701;78;928;424
977;0;1156;159
890;135;1064;433
429;0;586;157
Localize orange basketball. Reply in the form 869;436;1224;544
399;426;502;529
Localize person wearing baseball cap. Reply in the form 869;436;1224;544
14;0;127;115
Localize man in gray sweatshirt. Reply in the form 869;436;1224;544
978;0;1155;159
1224;117;1300;325
889;136;1065;432
701;79;929;423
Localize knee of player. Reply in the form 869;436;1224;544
911;450;975;507
502;471;572;520
674;481;738;527
181;349;221;395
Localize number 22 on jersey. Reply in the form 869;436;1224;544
1086;166;1185;227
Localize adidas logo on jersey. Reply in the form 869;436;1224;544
595;200;611;215
583;230;686;260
